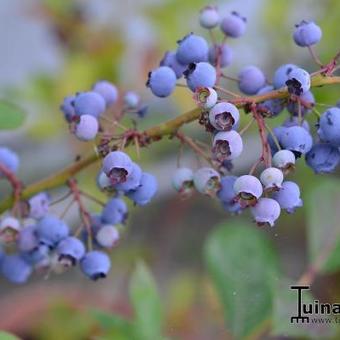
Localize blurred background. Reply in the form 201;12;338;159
1;0;340;339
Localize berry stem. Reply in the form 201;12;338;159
307;45;323;67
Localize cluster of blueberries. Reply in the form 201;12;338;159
146;6;339;226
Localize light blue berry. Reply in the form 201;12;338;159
147;66;177;98
176;33;209;65
115;162;143;192
57;236;85;265
28;192;50;220
280;126;313;156
160;51;187;79
286;67;310;96
184;62;216;92
251;198;281;227
213;131;243;162
74;91;106;118
293;20;322;47
273;64;297;89
220;11;247;38
199;6;220;29
1;254;32;284
0;147;19;176
92;80;118;107
102;151;133;184
75;114;99;141
60;95;76;122
209;102;239;131
317;107;340;146
81;251;111;280
272;181;303;213
101;198;128;225
238;66;266;95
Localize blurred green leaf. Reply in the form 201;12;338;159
129;261;163;340
0;331;20;340
272;277;335;338
204;221;279;339
307;179;340;273
0;101;25;130
90;309;134;340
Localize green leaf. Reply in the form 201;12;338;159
0;331;20;340
0;101;25;130
90;309;134;340
204;221;279;339
272;277;336;338
129;261;163;340
307;179;340;273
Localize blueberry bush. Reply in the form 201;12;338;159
1;1;340;338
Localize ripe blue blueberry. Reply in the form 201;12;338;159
305;143;340;174
212;130;243;162
101;198;128;225
199;6;220;29
220;11;247;38
80;251;111;280
257;85;284;116
176;33;209;65
209;102;239;130
317;107;340;146
124;91;140;109
92;80;118;107
21;244;49;266
126;172;158;206
146;66;177;98
208;44;233;68
73;91;106;118
172;167;194;195
28;192;50;220
36;215;69;248
217;176;242;213
1;254;32;284
286;67;311;96
160;51;187;79
238;66;266;95
280;126;313;156
272;181;303;213
184;62;217;92
293;20;322;47
60;95;76;122
287;90;315;116
251;198;281;227
267;126;286;155
0;147;19;176
57;236;85;266
75;114;99;141
102;151;133;184
272;150;296;172
193;167;220;195
96;225;120;248
233;175;263;206
17;225;38;252
273;64;297;89
115;162;142;192
260;167;284;191
194;87;218;109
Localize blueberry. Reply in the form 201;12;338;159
101;198;128;225
317;107;340;146
286;67;310;96
96;170;112;191
28;192;50;220
126;172;158;206
21;244;49;265
184;62;216;92
0;147;19;176
17;225;39;252
272;150;296;171
217;176;242;213
233;175;263;206
102;151;133;184
172;167;194;194
115;162;143;192
209;102;240;131
272;181;303;213
73;91;106;118
124;91;140;109
293;20;322;47
0;216;21;234
80;251;111;280
96;225;120;248
193;167;220;195
238;66;266;95
282;117;310;131
92;80;118;107
272;64;297;89
260;167;284;191
1;254;32;284
251;198;281;227
36;215;69;248
160;51;187;79
212;131;243;162
220;11;247;38
257;85;284;116
208;44;233;68
60;95;76;122
280;126;313;157
267;126;286;155
146;66;177;98
194;87;218;110
176;33;209;65
75;114;99;141
199;6;220;29
305;143;340;174
57;236;85;266
287;90;315;116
